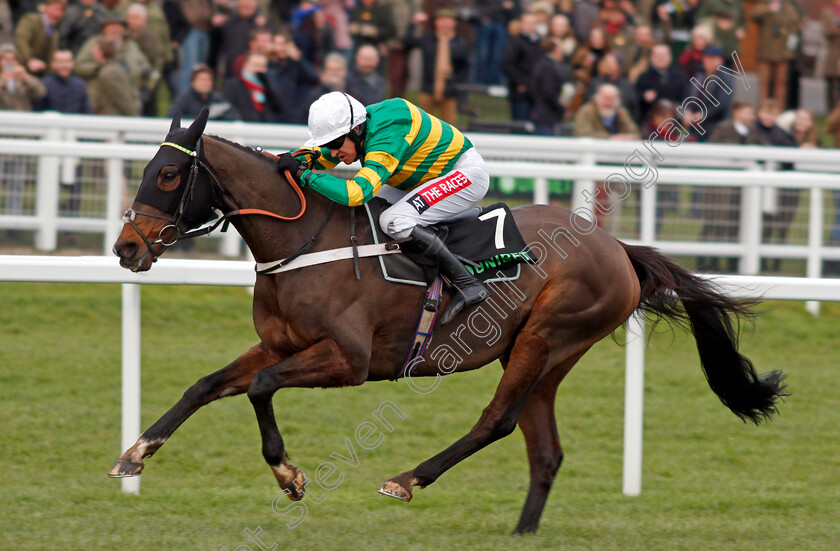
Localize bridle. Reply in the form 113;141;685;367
122;139;308;263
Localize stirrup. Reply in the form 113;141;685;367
441;283;489;325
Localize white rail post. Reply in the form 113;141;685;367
105;139;126;255
740;162;762;275
121;283;141;495
34;125;61;251
572;150;596;216
639;177;656;245
533;177;549;205
623;310;645;496
220;227;242;257
806;186;824;316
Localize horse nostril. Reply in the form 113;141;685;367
116;241;138;260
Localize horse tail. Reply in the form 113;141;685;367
620;242;787;424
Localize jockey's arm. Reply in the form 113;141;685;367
296;130;407;207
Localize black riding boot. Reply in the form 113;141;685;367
408;226;489;324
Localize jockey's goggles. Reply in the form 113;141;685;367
320;134;347;151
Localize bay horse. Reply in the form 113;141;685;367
110;110;786;534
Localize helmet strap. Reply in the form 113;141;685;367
350;121;366;158
341;92;366;158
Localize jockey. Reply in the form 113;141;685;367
276;91;489;324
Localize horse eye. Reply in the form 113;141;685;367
157;166;182;192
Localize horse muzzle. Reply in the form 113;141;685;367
113;237;156;272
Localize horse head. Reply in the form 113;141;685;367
113;108;216;272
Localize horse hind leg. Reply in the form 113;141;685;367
108;343;281;478
378;330;552;502
513;352;584;535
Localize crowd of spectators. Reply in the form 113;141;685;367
1;0;840;267
0;0;834;136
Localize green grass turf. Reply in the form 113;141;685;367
1;282;839;550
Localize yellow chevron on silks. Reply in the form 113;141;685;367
301;98;473;206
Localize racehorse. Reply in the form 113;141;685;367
110;110;786;534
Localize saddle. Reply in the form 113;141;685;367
363;198;536;287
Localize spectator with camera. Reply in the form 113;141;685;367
265;32;318;123
0;42;46;110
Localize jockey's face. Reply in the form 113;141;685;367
329;136;358;165
328;126;363;164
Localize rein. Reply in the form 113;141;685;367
123;140;308;262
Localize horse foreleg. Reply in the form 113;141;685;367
512;352;584;535
246;339;365;501
108;343;281;478
378;331;550;502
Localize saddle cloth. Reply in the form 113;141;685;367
363;198;536;287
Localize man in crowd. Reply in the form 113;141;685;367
530;37;573;135
210;0;268;81
87;36;141;115
574;83;639;227
13;0;66;76
635;42;687;121
347;44;386;106
265;32;318;123
169;63;238;120
299;51;347;123
501;11;542;122
33;49;89;113
686;45;733;139
75;14;151;97
58;0;109;56
405;9;470;126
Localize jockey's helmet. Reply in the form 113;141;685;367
305;92;367;148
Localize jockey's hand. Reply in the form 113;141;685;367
276;153;304;183
290;148;321;169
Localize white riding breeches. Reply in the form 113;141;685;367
378;148;490;239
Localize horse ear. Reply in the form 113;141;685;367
170;111;182;133
184;108;209;144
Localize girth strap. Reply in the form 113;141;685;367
255;242;402;275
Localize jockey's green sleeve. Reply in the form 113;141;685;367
298;98;473;207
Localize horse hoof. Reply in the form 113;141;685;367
273;463;306;502
377;477;414;502
108;460;144;478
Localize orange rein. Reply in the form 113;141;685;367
236;150;306;221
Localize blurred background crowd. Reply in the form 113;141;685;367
0;0;835;144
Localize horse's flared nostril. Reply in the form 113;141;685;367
115;241;139;261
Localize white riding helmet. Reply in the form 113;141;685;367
304;92;368;148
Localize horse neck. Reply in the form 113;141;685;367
202;136;345;263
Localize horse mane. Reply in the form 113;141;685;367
204;134;277;167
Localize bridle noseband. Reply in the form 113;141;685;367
123;139;309;263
